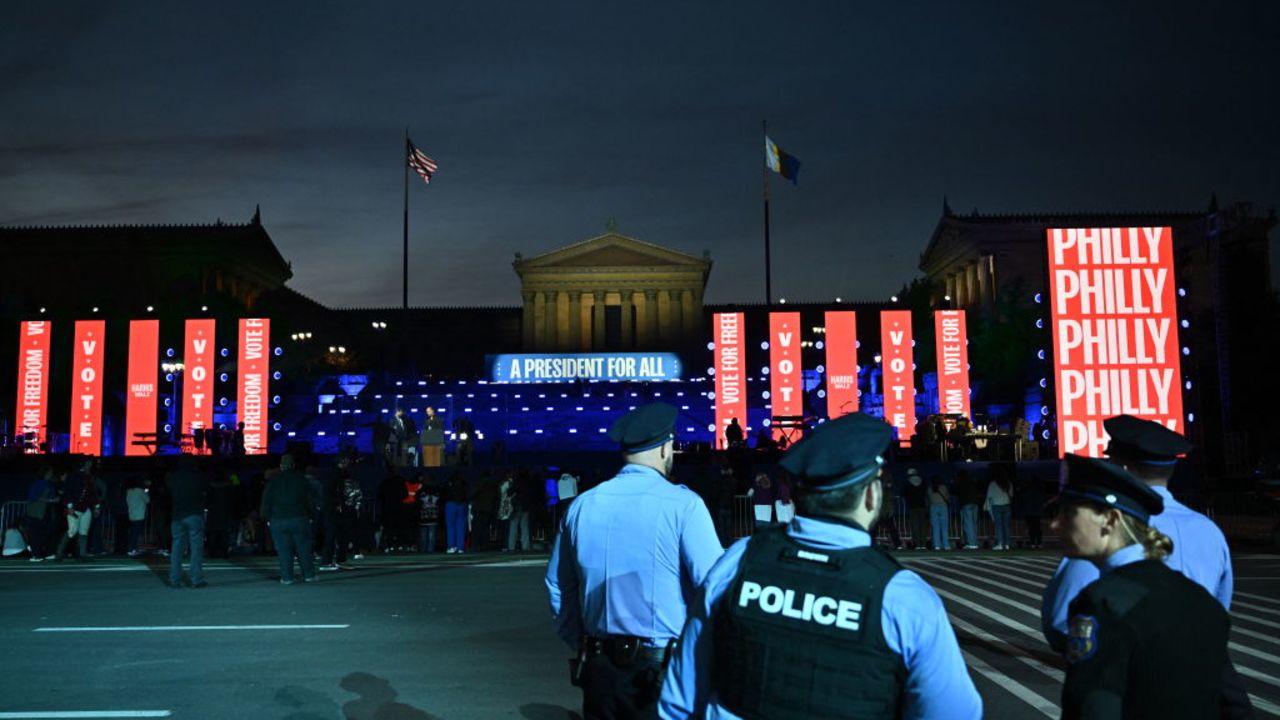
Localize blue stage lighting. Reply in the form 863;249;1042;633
273;371;282;380
219;373;228;382
762;391;771;399
815;341;824;350
220;348;229;357
1034;293;1043;304
165;373;174;382
816;364;825;374
817;389;827;398
272;395;281;404
1035;318;1044;329
164;424;173;433
166;348;175;357
760;341;770;350
272;422;281;431
219;397;227;406
273;347;283;356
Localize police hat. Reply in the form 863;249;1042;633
1103;414;1192;465
1060;454;1164;524
608;402;677;452
779;413;893;491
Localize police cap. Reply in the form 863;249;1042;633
608;402;677;453
1103;414;1192;465
779;413;892;491
1061;453;1164;524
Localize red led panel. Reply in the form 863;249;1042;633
182;319;216;445
824;311;858;418
69;320;106;455
880;310;915;445
15;321;51;454
124;320;160;457
933;310;971;420
769;312;802;441
1047;227;1183;457
238;318;270;455
713;313;746;449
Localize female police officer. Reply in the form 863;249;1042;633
1054;454;1235;719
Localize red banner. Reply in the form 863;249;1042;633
769;312;802;441
238;318;270;455
15;321;51;454
124;320;160;457
824;311;858;418
934;310;971;419
713;313;746;449
69;320;106;455
1047;227;1183;457
182;319;216;443
880;310;915;445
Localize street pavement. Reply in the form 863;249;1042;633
1;550;1277;719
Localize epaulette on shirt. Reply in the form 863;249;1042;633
1080;573;1149;619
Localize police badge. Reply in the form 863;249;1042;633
1065;614;1098;663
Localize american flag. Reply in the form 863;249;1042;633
407;139;438;185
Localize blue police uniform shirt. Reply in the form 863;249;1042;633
1041;485;1233;651
659;515;983;720
546;463;723;648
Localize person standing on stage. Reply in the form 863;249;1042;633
1053;454;1237;719
387;407;413;468
1041;414;1233;651
419;407;446;468
659;413;981;720
547;403;722;719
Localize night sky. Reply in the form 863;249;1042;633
3;2;1277;308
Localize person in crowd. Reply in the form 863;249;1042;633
149;462;172;557
125;476;149;557
87;466;109;556
903;467;929;550
24;467;56;561
712;454;736;546
378;470;409;552
658;412;982;720
3;518;36;559
749;472;776;528
401;474;424;550
1042;415;1235;648
419;407;446;468
166;455;210;588
55;459;99;561
955;468;982;549
232;422;246;455
106;475;130;555
874;467;904;549
505;468;533;552
1053;454;1239;719
417;478;441;553
549;403;722;719
206;464;233;559
322;455;361;569
986;468;1014;550
557;470;580;511
454;416;476;467
497;470;515;545
444;471;469;554
773;472;794;525
928;474;952;551
470;470;500;551
1019;472;1046;549
724;417;744;450
353;454;384;560
261;454;316;585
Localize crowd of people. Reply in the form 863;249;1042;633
7;450;585;571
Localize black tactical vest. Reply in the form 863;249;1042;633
713;524;908;719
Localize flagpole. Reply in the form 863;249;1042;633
403;128;410;310
762;119;772;305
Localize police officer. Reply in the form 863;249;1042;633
546;402;722;719
1041;414;1233;651
1054;454;1235;719
659;413;982;720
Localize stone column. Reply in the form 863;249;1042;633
620;290;634;349
944;275;956;306
521;291;535;350
592;290;606;350
567;291;582;351
680;289;696;345
657;289;673;343
976;259;990;307
964;263;978;308
533;291;548;351
643;290;659;346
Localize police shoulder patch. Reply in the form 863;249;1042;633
1065;614;1098;664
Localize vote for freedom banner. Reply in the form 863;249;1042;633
713;313;746;448
1047;227;1184;457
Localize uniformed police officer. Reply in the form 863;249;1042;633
1054;454;1235;719
1041;414;1233;652
546;402;723;720
658;413;982;720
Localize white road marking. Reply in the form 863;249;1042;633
961;649;1058;717
948;613;1064;682
34;625;349;633
1238;591;1280;607
0;707;170;712
913;559;1043;601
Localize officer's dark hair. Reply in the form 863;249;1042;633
794;477;873;517
1112;455;1176;484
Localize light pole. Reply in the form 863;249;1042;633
162;361;184;444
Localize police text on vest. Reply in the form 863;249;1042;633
738;581;862;631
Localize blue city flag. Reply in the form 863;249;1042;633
765;135;801;184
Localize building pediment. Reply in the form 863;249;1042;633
514;232;709;273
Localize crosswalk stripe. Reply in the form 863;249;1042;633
1236;600;1280;619
1231;611;1280;633
1234;624;1280;647
913;560;1043;602
967;558;1053;585
961;650;1058;717
913;573;1048;645
913;565;1043;618
1229;642;1280;674
1249;693;1280;717
1237;591;1280;608
1236;661;1280;691
948;613;1064;682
